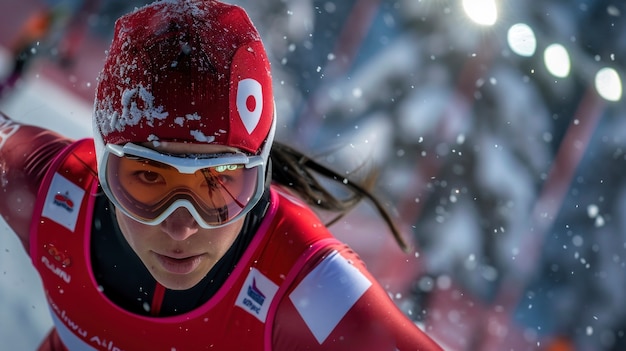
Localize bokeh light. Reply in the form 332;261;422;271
462;0;498;26
595;67;622;102
507;23;537;57
543;43;571;78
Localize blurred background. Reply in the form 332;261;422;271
0;0;625;350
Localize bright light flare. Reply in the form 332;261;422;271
595;67;622;101
544;44;571;78
462;0;498;26
507;23;536;57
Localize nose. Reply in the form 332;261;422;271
160;207;200;241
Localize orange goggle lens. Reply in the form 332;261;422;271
99;143;265;228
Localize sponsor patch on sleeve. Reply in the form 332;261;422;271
41;173;85;232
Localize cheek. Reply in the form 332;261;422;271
211;218;245;248
115;208;151;249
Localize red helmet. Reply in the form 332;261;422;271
93;0;275;164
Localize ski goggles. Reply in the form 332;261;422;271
98;142;267;229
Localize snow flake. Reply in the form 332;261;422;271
174;117;185;126
95;84;169;136
186;113;201;121
190;130;215;143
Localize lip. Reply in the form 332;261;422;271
153;252;205;275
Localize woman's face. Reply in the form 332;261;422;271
114;141;246;290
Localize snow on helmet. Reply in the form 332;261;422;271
93;0;274;166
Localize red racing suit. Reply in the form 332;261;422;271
1;114;442;350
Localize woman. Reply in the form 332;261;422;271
0;0;442;350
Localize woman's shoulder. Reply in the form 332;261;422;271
271;184;322;217
269;185;333;237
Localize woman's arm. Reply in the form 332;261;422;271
0;111;72;252
272;245;443;350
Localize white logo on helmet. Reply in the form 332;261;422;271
237;78;263;134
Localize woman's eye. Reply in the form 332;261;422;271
217;174;234;184
200;171;232;188
135;171;163;184
205;174;231;186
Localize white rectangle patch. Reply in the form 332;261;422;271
42;173;85;232
235;268;278;322
289;250;372;344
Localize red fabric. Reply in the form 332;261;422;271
37;329;67;351
150;282;166;316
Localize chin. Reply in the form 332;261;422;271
156;273;205;291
